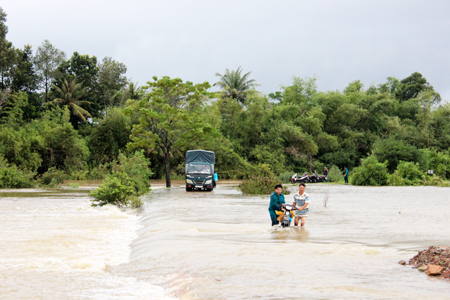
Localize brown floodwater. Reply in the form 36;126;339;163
1;182;450;299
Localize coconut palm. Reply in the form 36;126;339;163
214;67;259;104
47;79;92;122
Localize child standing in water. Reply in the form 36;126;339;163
293;183;310;227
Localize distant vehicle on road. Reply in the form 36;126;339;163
185;150;217;191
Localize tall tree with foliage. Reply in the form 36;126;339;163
10;45;37;93
96;57;128;107
396;72;441;103
125;76;213;187
34;39;66;101
54;52;100;116
47;79;92;124
214;66;259;104
10;45;41;120
0;7;16;90
55;52;98;87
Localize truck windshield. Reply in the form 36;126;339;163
187;163;211;174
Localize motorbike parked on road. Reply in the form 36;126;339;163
307;171;319;183
317;175;327;182
291;172;309;183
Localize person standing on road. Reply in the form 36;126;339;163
344;166;349;184
293;183;310;227
323;167;328;181
268;184;285;226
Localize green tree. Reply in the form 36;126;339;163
378;77;400;96
214;66;259;104
0;87;8;112
389;161;423;186
0;7;16;90
344;80;364;94
34;39;66;100
55;52;98;88
10;45;37;93
33;106;89;174
351;155;389;186
372;137;422;172
0;93;44;171
47;79;92;124
278;76;318;108
10;45;40;120
110;82;144;107
125;76;213;187
430;103;450;151
54;52;99;116
87;106;132;165
396;72;440;103
96;56;128;107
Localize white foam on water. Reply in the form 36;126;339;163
0;189;175;300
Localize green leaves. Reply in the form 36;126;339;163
90;151;152;208
351;155;389;186
126;76;213;187
48;79;92;123
214;67;259;105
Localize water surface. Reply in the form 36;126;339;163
1;183;449;299
112;183;450;299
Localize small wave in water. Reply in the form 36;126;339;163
0;188;174;300
111;184;450;299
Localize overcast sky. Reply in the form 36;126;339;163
2;0;450;100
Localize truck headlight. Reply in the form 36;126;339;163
205;180;212;184
186;179;193;184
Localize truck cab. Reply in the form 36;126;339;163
185;150;216;191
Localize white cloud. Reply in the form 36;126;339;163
2;0;450;100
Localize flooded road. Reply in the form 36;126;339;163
112;183;450;299
1;182;450;299
0;187;172;300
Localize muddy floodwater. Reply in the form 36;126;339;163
1;181;450;299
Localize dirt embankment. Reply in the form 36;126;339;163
399;246;450;278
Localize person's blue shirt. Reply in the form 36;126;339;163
268;192;285;211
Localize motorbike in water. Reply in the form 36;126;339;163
275;204;296;227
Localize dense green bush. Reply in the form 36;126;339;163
419;174;449;187
239;176;289;195
278;171;294;183
87;162;112;180
0;156;35;188
372;137;422;172
90;151;152;208
90;172;135;206
422;149;450;179
0;125;44;172
67;169;89;180
35;108;90;174
327;165;342;182
87;107;132;165
111;151;153;196
351;155;389;186
37;167;66;187
388;161;423;186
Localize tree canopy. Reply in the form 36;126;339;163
0;5;449;188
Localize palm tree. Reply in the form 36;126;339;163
110;82;143;107
214;67;259;104
47;79;92;122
